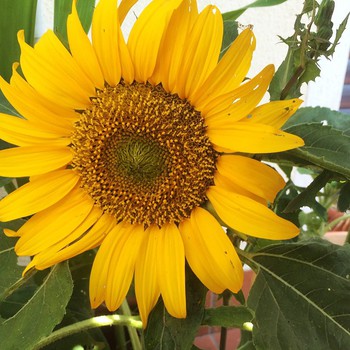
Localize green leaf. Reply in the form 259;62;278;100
144;267;207;350
222;0;287;21
246;240;350;350
327;13;350;56
220;20;239;59
0;263;73;350
43;251;110;350
283;170;332;219
0;220;25;300
0;91;19;116
0;0;37;81
338;182;350;212
282;107;350;179
54;0;95;47
203;306;253;328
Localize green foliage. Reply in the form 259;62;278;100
0;0;37;81
222;0;288;21
0;260;73;350
245;240;350;350
283;107;350;179
54;0;95;47
220;20;239;59
338;182;350;212
269;0;349;100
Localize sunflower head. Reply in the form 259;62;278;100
0;0;303;327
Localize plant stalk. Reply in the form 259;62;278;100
32;314;142;350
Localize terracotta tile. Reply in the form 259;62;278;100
194;334;218;350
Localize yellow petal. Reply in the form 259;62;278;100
67;1;104;89
15;187;94;256
0;67;76;134
18;30;94;109
207;186;300;239
105;223;145;311
33;213;116;270
204;65;274;122
157;224;186;319
135;226;161;328
24;206;102;274
9;63;77;123
175;5;223;100
216;155;285;202
179;207;243;293
127;0;182;83
193;28;256;108
92;0;131;85
0;146;72;177
151;0;197;90
245;99;303;128
207;121;304;153
0;169;80;221
0;113;70;147
214;171;267;205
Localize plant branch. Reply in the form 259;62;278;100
121;299;142;350
32;314;143;350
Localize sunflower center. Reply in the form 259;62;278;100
104;136;167;184
71;81;217;227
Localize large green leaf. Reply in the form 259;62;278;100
0;220;25;300
54;0;95;47
245;240;350;350
222;0;287;21
282;107;350;179
220;20;239;59
144;267;207;350
42;251;111;350
0;263;73;350
0;0;37;81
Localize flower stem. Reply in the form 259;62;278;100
32;314;143;350
121;299;142;350
219;291;231;350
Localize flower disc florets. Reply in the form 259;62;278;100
72;81;217;227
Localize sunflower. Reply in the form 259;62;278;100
0;0;304;326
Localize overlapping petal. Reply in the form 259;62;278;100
173;5;223;99
0;146;72;177
15;187;95;255
18;30;94;109
179;207;243;293
135;226;161;327
207;186;300;239
216;155;285;202
90;222;145;311
30;213;116;271
245;98;303;128
92;0;134;85
67;1;105;89
127;0;182;82
157;224;186;319
151;0;198;91
207;121;304;153
192;28;256;108
0;169;79;221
